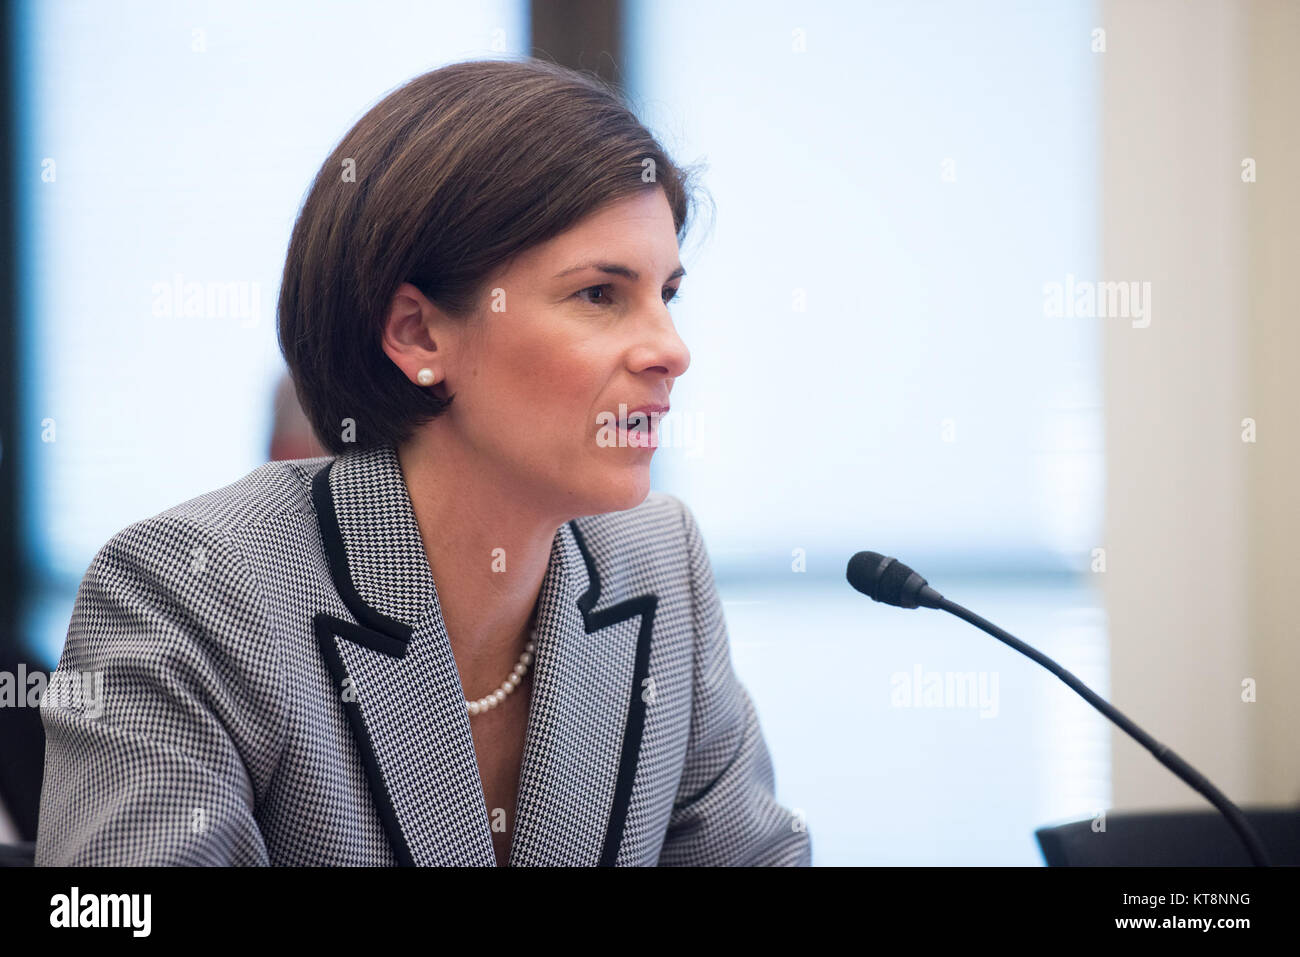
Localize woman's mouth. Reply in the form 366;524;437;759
600;403;666;449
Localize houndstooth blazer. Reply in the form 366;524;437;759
35;443;811;866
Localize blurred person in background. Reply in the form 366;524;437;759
269;371;325;462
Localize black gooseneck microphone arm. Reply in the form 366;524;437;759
846;551;1271;867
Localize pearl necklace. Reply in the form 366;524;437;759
465;633;536;716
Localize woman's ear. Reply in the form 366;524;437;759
381;282;448;389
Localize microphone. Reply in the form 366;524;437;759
846;550;1271;867
846;550;945;609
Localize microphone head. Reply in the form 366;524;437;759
846;551;943;609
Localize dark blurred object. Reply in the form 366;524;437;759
531;0;622;88
269;372;325;461
0;648;44;842
1036;806;1300;865
0;0;36;846
0;841;33;866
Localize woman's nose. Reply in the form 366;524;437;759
635;307;691;379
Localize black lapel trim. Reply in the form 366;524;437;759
569;520;659;868
311;458;416;866
311;459;413;641
313;613;415;866
318;612;409;659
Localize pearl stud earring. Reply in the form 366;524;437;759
416;368;436;386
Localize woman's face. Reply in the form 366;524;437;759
389;187;690;520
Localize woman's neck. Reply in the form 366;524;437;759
396;432;561;692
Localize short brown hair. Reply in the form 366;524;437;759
277;57;704;455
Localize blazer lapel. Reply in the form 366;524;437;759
508;519;658;866
310;444;659;867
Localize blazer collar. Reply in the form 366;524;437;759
310;443;658;866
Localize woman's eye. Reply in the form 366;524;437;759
576;284;613;305
575;284;682;307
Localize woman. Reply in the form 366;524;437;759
35;58;811;867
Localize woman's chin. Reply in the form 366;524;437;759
578;464;652;515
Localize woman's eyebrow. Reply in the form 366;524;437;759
552;261;686;282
